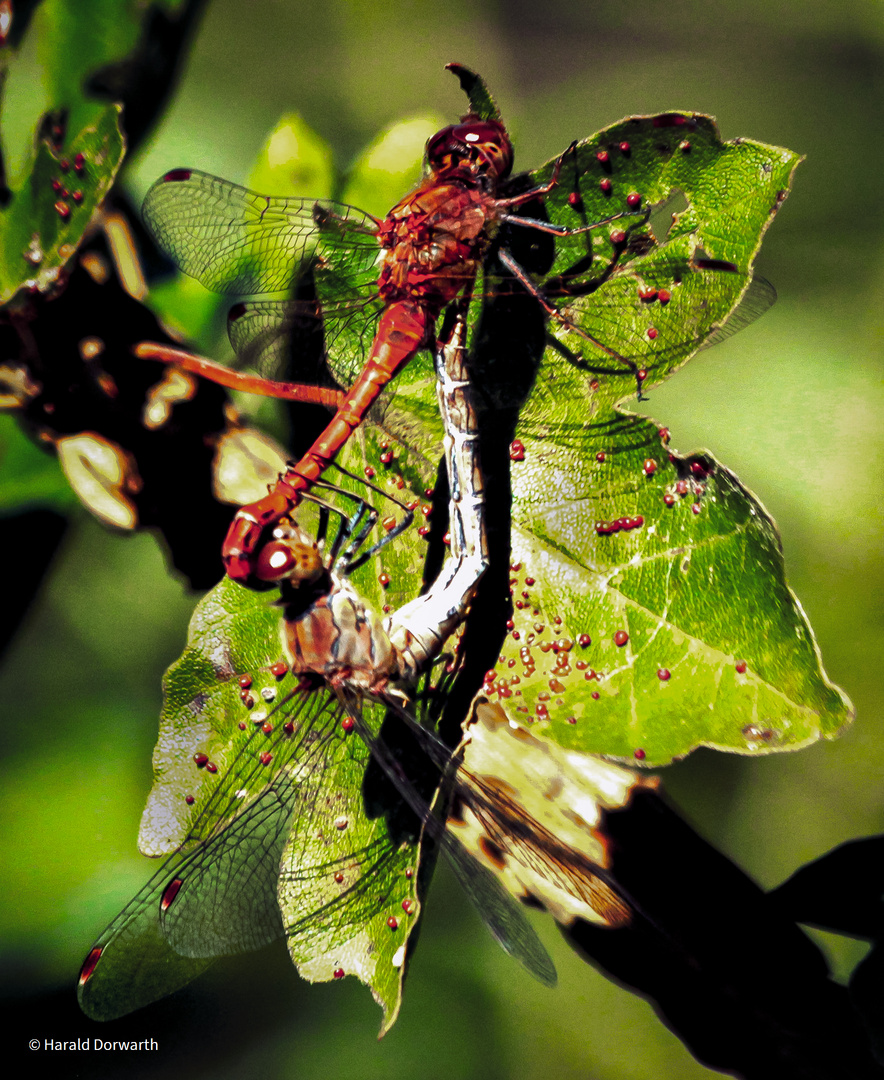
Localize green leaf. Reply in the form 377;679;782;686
0;414;74;513
461;116;851;764
495;424;853;765
342;114;441;219
0;103;125;304
248;113;336;201
37;1;144;116
446;63;501;123
521;113;800;404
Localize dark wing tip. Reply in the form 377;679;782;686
162;168;193;183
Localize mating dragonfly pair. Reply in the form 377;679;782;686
78;296;649;1022
79;64;768;1020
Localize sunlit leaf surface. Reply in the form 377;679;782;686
477;115;852;764
0;104;125;304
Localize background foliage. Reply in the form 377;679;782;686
1;0;882;1077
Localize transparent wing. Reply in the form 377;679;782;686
77;686;352;1020
142;168;380;296
342;695;558;988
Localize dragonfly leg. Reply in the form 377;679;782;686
498;208;645;237
493;141;577;208
222;300;428;584
496;246;646;398
388;299;487;677
133;342;344;407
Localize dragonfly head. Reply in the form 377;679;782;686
426;117;514;181
254;521;325;585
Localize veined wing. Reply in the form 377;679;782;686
142;169;380;296
542;248;774;384
362;694;652;939
448;701;657;929
78;684;357;1020
225;264;385;390
338;692;558;989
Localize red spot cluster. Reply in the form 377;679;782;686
595;516;644;535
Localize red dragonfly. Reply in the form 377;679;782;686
139;64;644;587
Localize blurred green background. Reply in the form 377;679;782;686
1;0;882;1076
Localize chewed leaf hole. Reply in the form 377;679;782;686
648;187;689;244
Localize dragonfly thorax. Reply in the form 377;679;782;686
282;574;400;694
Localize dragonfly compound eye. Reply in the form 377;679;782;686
254;538;323;584
426;117;513;180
